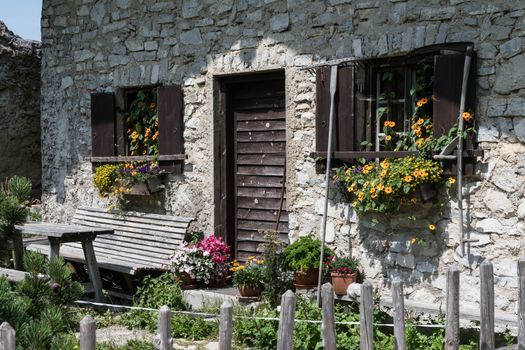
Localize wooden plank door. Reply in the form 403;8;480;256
228;77;289;260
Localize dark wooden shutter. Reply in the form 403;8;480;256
158;85;184;172
315;66;355;156
91;93;116;157
433;53;477;175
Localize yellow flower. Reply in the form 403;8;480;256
363;181;369;188
380;170;387;177
131;171;137;176
145;128;151;137
131;131;139;141
149;102;157;109
377;184;384;191
256;259;264;265
247;256;256;260
369;188;376;194
371;193;378;198
380;160;389;169
410;237;417;244
118;187;126;193
462;111;472;122
416;138;424;146
417;97;428;107
389;121;396;128
384;121;391;127
358;192;365;201
404;175;413;182
352;201;358;208
417;118;424;125
347;186;354;193
448;177;456;184
385;135;392;141
428;224;436;231
385;186;393;194
152;131;159;141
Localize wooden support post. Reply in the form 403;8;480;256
13;234;24;271
277;290;296;350
321;283;336;350
0;322;16;350
219;300;233;350
445;265;460;350
157;306;173;350
519;257;525;350
79;315;96;350
48;238;60;259
81;240;105;302
392;280;406;350
480;260;495;350
360;281;374;350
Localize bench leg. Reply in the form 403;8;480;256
49;239;60;260
81;240;105;303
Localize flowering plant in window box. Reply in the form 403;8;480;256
126;89;159;156
326;255;359;296
93;161;166;199
230;257;265;298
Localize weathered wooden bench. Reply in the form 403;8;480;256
0;268;27;282
26;207;193;277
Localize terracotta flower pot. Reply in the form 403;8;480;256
178;272;198;290
294;268;319;289
331;272;358;296
238;285;262;298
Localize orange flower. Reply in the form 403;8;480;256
384;121;391;127
380;170;387;177
417;118;424;125
152;131;159;141
389;121;396;128
149;102;157;109
404;175;413;183
448;177;456;184
370;188;376;194
131;131;138;141
380;160;390;169
428;224;436;231
385;186;393;194
416;97;428;107
462;111;472;122
371;193;378;198
411;197;417;204
358;192;365;201
377;184;384;191
385;135;392;141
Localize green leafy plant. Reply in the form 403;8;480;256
282;235;333;272
260;230;294;308
126;89;159;156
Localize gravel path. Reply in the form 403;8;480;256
94;326;220;349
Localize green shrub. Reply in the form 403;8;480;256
282;235;334;272
0;252;83;350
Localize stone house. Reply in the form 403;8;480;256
40;0;525;313
0;21;42;196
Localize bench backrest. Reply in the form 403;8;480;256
70;207;193;269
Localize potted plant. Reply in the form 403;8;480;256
283;235;333;289
231;257;265;298
197;235;231;287
169;244;214;289
119;161;166;195
326;255;359;296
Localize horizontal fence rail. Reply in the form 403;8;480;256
2;259;525;349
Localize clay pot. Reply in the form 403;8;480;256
294;268;319;289
178;272;198;290
238;285;262;298
331;272;358;296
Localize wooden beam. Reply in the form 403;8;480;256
88;154;186;163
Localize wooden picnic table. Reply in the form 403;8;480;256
15;222;112;302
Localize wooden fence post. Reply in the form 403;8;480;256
219;300;233;350
445;265;460;350
157;306;173;350
277;290;296;350
392;280;406;350
360;281;373;350
480;260;495;350
321;283;336;350
519;257;525;350
0;322;16;350
79;315;96;350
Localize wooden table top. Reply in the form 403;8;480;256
15;222;113;239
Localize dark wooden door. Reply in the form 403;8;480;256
224;76;288;260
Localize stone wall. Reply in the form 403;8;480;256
0;21;41;196
41;0;525;312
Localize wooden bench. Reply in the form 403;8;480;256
26;207;193;276
0;268;28;282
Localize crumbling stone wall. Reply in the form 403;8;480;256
41;0;525;312
0;21;41;196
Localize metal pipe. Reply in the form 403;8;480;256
458;46;473;257
317;65;338;306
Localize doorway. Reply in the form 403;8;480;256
218;71;289;260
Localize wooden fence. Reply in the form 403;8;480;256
1;259;525;350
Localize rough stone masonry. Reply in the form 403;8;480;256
40;0;525;313
0;21;42;196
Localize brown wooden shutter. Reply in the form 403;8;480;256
433;53;477;175
158;85;184;172
91;92;116;157
315;66;355;156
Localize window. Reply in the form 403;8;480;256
90;85;184;172
315;43;478;175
